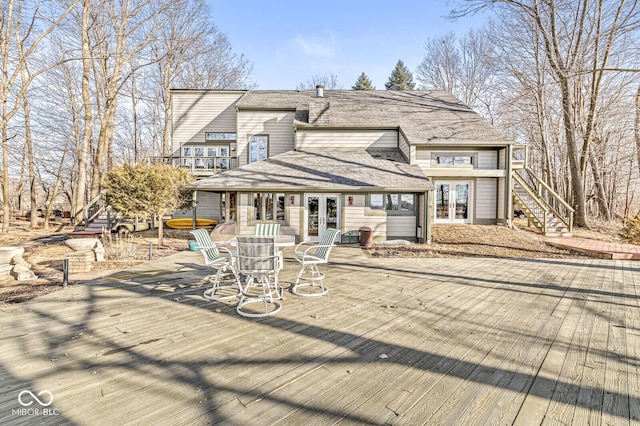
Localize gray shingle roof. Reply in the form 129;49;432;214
235;90;512;146
187;150;433;192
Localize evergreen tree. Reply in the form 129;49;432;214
385;60;416;90
352;72;375;90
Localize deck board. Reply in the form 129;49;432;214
0;249;638;425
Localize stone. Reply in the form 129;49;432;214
65;238;99;251
11;263;37;281
0;246;24;264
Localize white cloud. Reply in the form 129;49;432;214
290;32;336;57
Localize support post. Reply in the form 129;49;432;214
62;259;69;288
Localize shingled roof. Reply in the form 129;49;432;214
235;90;512;146
187;150;433;192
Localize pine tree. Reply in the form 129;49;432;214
385;60;416;90
352;72;375;90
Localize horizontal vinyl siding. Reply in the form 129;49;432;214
477;151;498;170
173;192;220;220
476;178;497;219
387;216;416;238
172;92;243;154
296;129;397;151
343;195;387;240
237;111;296;166
498;178;505;220
499;150;506;170
399;133;415;163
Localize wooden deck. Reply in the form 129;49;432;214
0;247;638;425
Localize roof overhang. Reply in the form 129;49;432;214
186;150;433;193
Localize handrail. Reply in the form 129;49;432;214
513;173;573;232
525;167;574;213
512;187;547;234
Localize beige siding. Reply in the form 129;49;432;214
237;110;296;166
498;178;506;220
387;216;417;238
171;91;243;153
286;194;301;237
342;195;387;240
296;129;397;151
399;133;415;163
476;178;497;219
173;191;220;220
237;193;250;235
499;149;506;170
477;151;497;170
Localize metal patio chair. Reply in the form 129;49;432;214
190;229;240;301
292;228;339;297
235;236;282;318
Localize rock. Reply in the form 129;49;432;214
11;263;37;281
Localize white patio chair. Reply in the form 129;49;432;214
190;229;240;301
235;236;282;318
292;228;339;297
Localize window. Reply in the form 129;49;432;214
181;144;231;171
205;132;236;141
368;193;415;213
436;155;472;165
252;192;285;221
249;135;268;163
370;194;384;210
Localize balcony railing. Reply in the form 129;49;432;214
148;156;239;175
512;145;527;169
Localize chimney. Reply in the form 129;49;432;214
315;84;324;97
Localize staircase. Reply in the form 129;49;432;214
512;168;574;237
68;191;118;237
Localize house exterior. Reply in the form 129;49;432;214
167;88;515;243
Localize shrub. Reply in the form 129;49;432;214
620;213;640;244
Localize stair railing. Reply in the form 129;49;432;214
513;172;574;232
512;176;549;234
522;168;574;232
83;190;108;228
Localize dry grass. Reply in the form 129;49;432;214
365;224;607;259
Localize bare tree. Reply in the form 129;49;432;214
417;29;497;121
452;0;640;227
296;73;342;90
0;0;78;232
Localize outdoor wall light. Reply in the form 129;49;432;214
290;195;295;204
348;196;353;206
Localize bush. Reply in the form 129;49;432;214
620;213;640;244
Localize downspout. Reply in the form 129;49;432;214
424;190;431;244
505;145;513;228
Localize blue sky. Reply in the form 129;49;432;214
207;1;488;89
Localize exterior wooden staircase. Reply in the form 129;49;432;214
512;168;574;237
68;191;119;237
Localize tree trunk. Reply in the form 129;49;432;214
635;85;640;182
72;0;94;225
559;78;588;227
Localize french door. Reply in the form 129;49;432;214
305;194;339;242
435;181;471;224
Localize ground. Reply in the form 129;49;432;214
365;220;619;259
0;220;191;304
0;218;622;305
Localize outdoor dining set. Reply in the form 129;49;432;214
190;225;340;318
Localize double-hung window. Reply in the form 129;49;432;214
249;135;268;163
